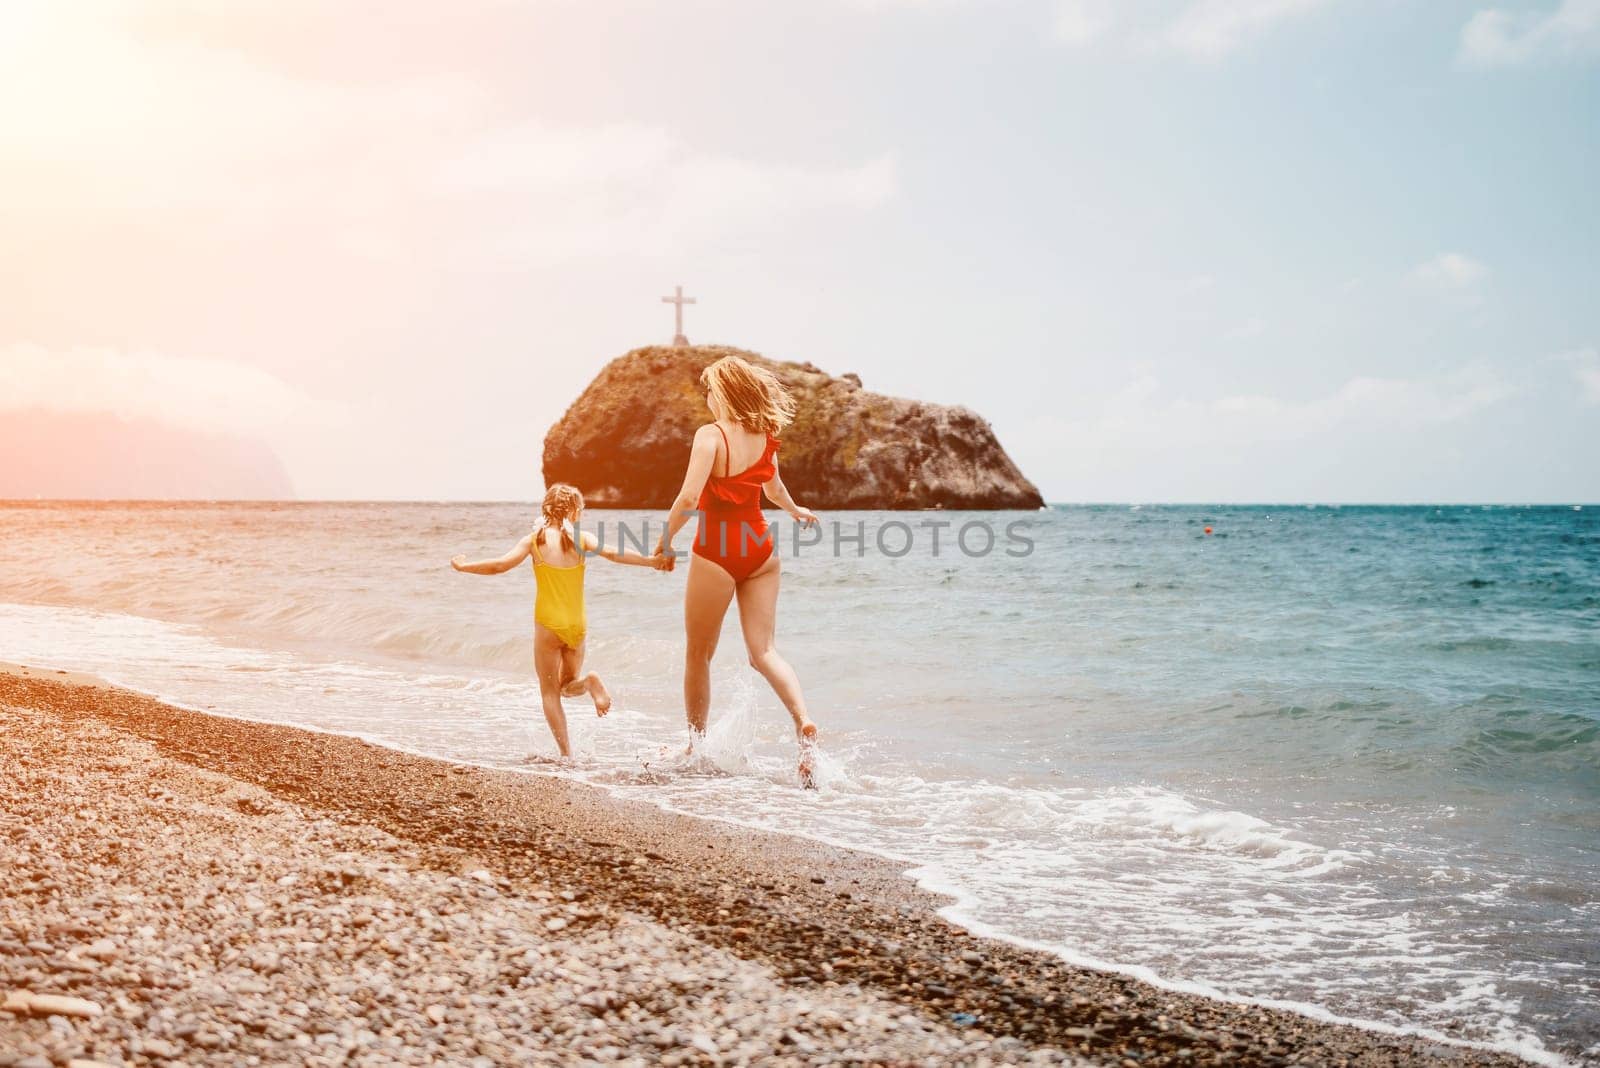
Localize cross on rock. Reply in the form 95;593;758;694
661;285;696;347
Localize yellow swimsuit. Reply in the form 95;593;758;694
531;529;587;649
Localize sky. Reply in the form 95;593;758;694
2;0;1596;502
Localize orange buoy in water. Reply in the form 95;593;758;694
1204;526;1214;535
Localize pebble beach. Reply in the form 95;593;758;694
0;665;1533;1067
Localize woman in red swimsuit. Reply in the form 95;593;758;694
655;355;822;785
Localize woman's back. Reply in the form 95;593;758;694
700;422;777;512
666;352;818;786
715;421;770;478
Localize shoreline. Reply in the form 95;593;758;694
0;665;1540;1066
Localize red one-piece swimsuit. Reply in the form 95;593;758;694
693;425;778;582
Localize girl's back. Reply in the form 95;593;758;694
533;524;584;568
531;524;586;649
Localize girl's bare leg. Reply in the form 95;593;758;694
735;557;819;785
558;640;611;717
533;625;573;758
684;554;737;744
558;639;586;696
583;668;612;717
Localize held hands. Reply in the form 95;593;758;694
651;537;676;572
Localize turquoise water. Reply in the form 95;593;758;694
0;502;1595;1062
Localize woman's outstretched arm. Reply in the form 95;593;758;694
763;460;819;527
451;534;534;575
580;531;670;569
654;424;722;561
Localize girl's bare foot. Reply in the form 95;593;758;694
587;674;612;717
797;721;819;789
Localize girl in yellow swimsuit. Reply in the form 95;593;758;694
451;484;668;758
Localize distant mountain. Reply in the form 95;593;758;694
543;345;1043;509
0;409;294;499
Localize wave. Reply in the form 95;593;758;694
1053;787;1359;871
372;624;532;674
1451;706;1600;783
0;601;1585;1065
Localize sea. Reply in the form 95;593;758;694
1;501;1595;1064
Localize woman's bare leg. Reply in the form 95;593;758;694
735;557;818;786
684;554;736;743
533;625;573;757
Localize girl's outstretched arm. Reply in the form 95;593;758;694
579;531;670;570
763;460;819;527
451;534;534;575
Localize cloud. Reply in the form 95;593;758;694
1015;365;1513;463
1055;0;1115;45
1224;317;1267;340
1212;367;1512;431
1459;0;1600;67
1052;0;1332;58
1410;253;1489;289
0;7;482;242
1158;0;1331;60
0;5;894;266
1551;347;1600;404
435;123;895;265
0;342;342;439
1579;367;1600;404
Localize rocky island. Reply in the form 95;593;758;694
542;346;1044;510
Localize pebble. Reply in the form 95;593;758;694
0;677;1527;1068
139;1038;178;1058
2;992;103;1019
82;939;119;961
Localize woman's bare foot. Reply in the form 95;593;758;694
797;721;819;789
587;674;612;718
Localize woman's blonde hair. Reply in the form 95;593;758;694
700;355;796;435
539;483;584;555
